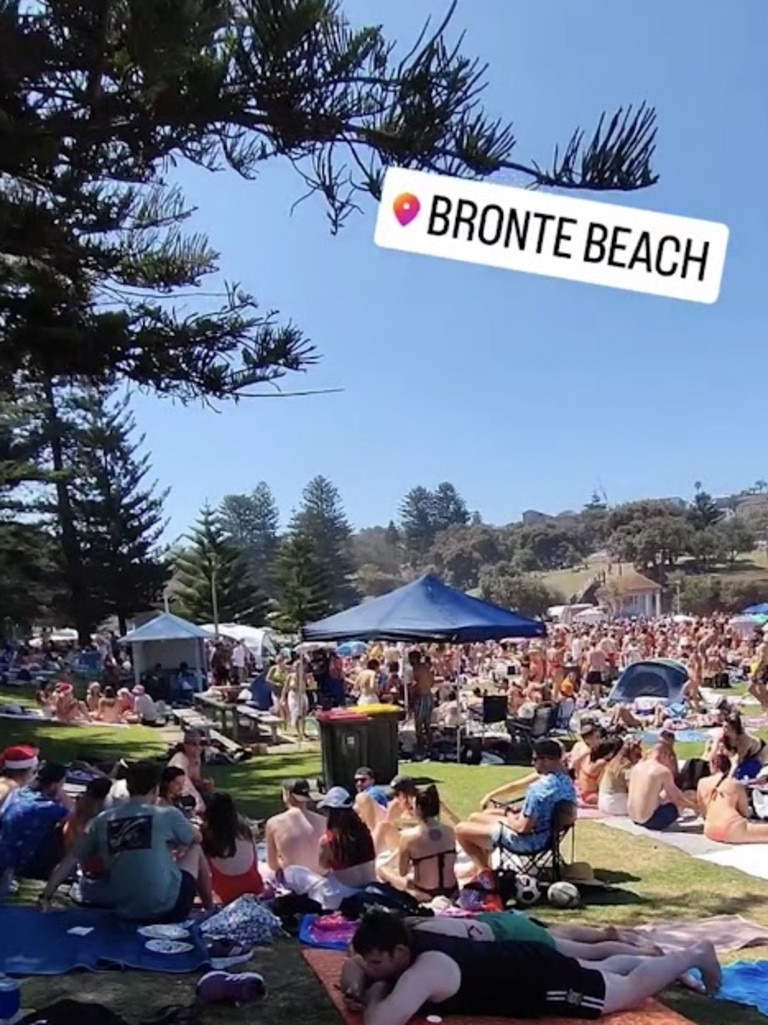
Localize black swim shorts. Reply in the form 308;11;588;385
541;960;606;1020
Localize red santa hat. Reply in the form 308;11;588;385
0;745;40;771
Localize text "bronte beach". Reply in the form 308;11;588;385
374;168;729;304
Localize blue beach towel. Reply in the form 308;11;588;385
641;729;711;745
691;959;768;1016
0;906;209;976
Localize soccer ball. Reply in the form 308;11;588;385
547;881;581;909
514;873;541;906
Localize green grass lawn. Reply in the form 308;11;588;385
2;691;768;1024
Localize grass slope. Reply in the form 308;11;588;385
540;549;768;602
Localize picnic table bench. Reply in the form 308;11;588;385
236;705;283;745
173;706;249;760
193;692;241;738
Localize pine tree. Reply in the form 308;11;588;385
66;388;170;634
399;486;437;562
219;483;280;592
431;482;470;534
272;533;333;632
0;2;657;401
173;504;267;625
289;476;356;609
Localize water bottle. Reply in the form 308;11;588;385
0;975;20;1024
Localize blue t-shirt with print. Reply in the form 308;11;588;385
517;771;577;852
0;786;68;871
75;799;197;920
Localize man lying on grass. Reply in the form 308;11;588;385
340;907;722;1024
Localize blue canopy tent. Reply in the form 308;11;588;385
608;658;688;705
743;604;768;616
301;573;546;644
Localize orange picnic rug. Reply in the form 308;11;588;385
302;948;696;1025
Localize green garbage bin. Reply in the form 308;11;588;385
364;706;401;786
317;707;400;793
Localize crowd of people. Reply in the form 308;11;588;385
4;610;768;1019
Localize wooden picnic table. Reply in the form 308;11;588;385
193;692;241;740
236;705;283;745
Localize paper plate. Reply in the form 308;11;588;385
138;924;190;940
145;938;194;955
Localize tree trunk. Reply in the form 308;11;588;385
42;377;91;645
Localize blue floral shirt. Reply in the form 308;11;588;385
518;770;577;851
0;786;68;871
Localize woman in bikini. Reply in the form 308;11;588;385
722;712;768;781
97;686;123;724
698;753;768;844
597;736;643;817
85;683;102;716
378;784;457;902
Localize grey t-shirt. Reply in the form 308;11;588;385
76;799;197;920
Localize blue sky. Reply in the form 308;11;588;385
131;1;768;539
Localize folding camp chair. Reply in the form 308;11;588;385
455;693;509;761
494;799;577;885
506;704;555;760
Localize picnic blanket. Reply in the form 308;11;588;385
635;915;768;954
713;959;768;1016
302;948;696;1025
0;906;209;976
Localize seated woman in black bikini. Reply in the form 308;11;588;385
378;784;457;901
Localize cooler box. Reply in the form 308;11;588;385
317;707;400;792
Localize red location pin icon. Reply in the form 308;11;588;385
392;192;421;227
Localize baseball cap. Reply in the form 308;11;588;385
283;778;312;801
316;786;353;809
354;766;374;780
390;775;416;796
183;727;207;743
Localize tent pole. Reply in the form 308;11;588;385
400;642;409;717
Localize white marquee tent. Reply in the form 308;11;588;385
123;612;208;687
200;624;277;660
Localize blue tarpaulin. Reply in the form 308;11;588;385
301;573;546;643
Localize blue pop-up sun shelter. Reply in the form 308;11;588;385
743;603;768;616
608;658;689;705
301;573;546;644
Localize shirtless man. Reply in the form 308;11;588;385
627;744;697;831
340;908;721;1024
264;778;326;875
682;642;704;707
749;633;768;709
584;642;607;701
547;636;566;699
356;661;381;706
411;653;435;754
599;631;618;682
